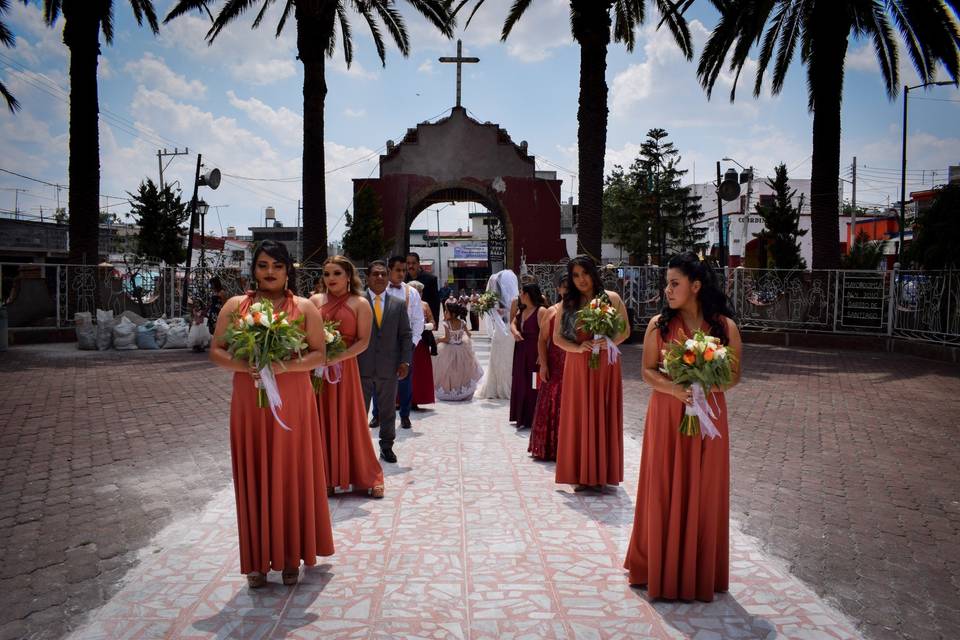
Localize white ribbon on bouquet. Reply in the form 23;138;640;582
687;384;721;439
592;334;623;365
312;363;343;386
258;365;292;431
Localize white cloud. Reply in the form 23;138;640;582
125;53;207;99
418;60;435;75
343;108;366;118
230;58;297;86
226;90;302;144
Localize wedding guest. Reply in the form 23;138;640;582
528;276;569;461
407;280;436;409
406;252;441;324
624;252;741;602
553;255;630;491
433;303;483;401
358;261;412;464
209;240;334;588
509;283;547;429
310;256;384;498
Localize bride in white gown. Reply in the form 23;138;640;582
477;269;518;399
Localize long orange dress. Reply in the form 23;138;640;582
317;293;384;492
230;291;334;575
624;315;729;602
555;310;624;486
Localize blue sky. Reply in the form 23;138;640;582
1;0;958;240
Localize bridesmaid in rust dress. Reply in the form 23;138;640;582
407;280;436;409
510;283;547;429
528;277;568;460
310;256;385;498
553;256;630;491
210;240;334;588
624;252;742;602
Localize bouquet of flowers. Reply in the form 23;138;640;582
575;292;627;369
473;291;499;315
660;329;734;438
312;320;347;393
223;299;307;424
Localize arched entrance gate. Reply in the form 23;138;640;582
354;107;567;278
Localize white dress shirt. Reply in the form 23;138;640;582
385;282;424;346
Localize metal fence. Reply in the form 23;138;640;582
3;260;958;346
523;263;960;346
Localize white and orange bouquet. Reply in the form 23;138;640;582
473;291;499;315
660;329;734;438
312;320;347;393
223;299;307;411
576;291;627;369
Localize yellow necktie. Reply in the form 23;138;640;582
374;294;383;327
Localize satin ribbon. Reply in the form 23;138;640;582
686;384;721;439
258;365;292;431
313;362;343;385
592;334;622;365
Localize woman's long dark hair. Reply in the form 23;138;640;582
657;252;735;344
251;240;296;291
515;283;546;328
562;255;604;313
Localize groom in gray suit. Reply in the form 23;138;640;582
358;260;412;463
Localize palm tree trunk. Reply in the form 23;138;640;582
62;11;102;265
297;7;334;267
572;0;613;262
807;12;848;270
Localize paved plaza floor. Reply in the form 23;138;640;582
0;339;957;640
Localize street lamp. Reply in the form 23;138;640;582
898;80;954;264
197;199;209;267
722;157;754;267
181;154;220;307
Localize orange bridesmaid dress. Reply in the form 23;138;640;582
554;312;624;486
624;315;729;602
229;291;334;575
317;293;384;493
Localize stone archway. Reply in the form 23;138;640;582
353;107;567;270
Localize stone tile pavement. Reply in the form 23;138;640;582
0;341;957;639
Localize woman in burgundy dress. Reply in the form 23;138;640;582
407;280;436;409
528;277;568;460
509;283;548;429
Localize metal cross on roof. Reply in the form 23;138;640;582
438;39;479;108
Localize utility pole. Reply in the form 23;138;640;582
296;200;302;262
716;162;725;268
850;157;857;249
181;154;203;307
157;147;189;188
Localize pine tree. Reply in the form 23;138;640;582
602;128;705;263
126;179;188;265
342;187;390;265
753;164;807;269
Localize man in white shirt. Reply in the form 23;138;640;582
372;255;425;430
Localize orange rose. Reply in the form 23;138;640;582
683;350;696;365
704;347;715;361
252;311;262;325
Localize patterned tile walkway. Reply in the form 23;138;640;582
68;392;861;640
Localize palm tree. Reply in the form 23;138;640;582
696;0;960;270
455;0;692;261
1;0;23;112
36;1;159;264
166;1;453;265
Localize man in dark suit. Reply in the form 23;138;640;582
406;252;441;322
358;261;412;463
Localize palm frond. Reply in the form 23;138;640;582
502;0;534;41
164;1;216;24
208;0;263;41
337;4;354;67
43;0;60;27
370;0;409;56
101;2;115;44
654;0;693;59
452;0;487;30
352;0;389;66
0;79;20;113
403;0;453;37
275;0;293;36
771;0;804;95
887;0;931;81
251;0;278;30
129;0;160;33
753;1;790;96
866;0;899;97
697;8;741;98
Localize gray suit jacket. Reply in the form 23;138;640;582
357;290;413;380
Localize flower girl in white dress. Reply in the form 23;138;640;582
433;303;484;401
